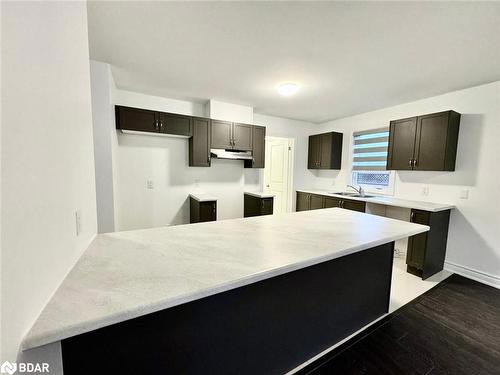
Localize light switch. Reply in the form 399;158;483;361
460;189;469;199
147;179;154;189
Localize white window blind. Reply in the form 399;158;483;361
352;127;389;171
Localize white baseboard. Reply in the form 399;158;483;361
444;261;500;289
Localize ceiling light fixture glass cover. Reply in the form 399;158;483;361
277;83;299;96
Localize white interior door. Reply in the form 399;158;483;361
264;137;293;214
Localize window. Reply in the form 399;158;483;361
351;128;394;195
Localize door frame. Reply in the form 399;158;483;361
263;136;295;213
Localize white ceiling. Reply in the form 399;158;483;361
87;1;500;123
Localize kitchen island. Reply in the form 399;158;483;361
23;208;428;374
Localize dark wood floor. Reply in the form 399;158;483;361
298;274;500;375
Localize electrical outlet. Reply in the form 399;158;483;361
194;179;200;187
460;189;469;199
75;210;81;236
146;179;154;189
422;186;429;196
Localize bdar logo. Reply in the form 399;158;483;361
0;361;17;375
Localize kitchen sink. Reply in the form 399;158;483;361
330;192;375;198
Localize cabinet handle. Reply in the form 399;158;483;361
413;159;418;167
159;121;163;132
340;200;344;208
410;211;415;222
155;120;159;131
408;159;412;167
261;201;265;209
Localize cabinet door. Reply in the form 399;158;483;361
189;118;211;167
406;210;430;269
210;120;233;149
159;113;192;136
308;135;320;169
250;126;266;168
233;123;253;151
387;117;417;170
413;112;449;171
115;106;158;133
342;199;366;212
199;201;217;222
310;195;324;210
324;197;342;208
261;198;274;215
319;133;332;169
296;192;310;212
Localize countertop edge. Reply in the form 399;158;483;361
189;193;218;202
22;222;429;351
296;189;455;212
244;192;276;198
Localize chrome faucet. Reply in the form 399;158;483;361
347;185;365;197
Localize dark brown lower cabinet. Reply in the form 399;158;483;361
244;194;274;217
310;195;324;210
406;209;451;280
190;198;217;223
296;192;365;213
296;192;311;212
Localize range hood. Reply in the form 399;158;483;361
210;148;253;160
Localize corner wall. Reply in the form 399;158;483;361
314;82;500;286
1;1;97;362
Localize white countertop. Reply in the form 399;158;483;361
297;189;455;212
244;191;276;198
189;193;218;202
23;209;428;350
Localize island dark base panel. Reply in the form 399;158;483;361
61;242;394;375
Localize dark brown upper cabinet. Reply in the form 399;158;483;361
245;125;266;169
116;105;266;168
159;113;192;136
308;132;343;169
233;123;253;151
211;121;253;151
189;117;211;167
210;120;233;149
115;106;159;133
387;110;460;171
116;106;191;137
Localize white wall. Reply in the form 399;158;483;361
1;1;97;365
90;61;115;233
313;82;500;285
90;63;316;230
208;100;253;123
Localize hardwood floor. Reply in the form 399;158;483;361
298;274;500;375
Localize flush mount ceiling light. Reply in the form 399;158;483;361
277;82;299;96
